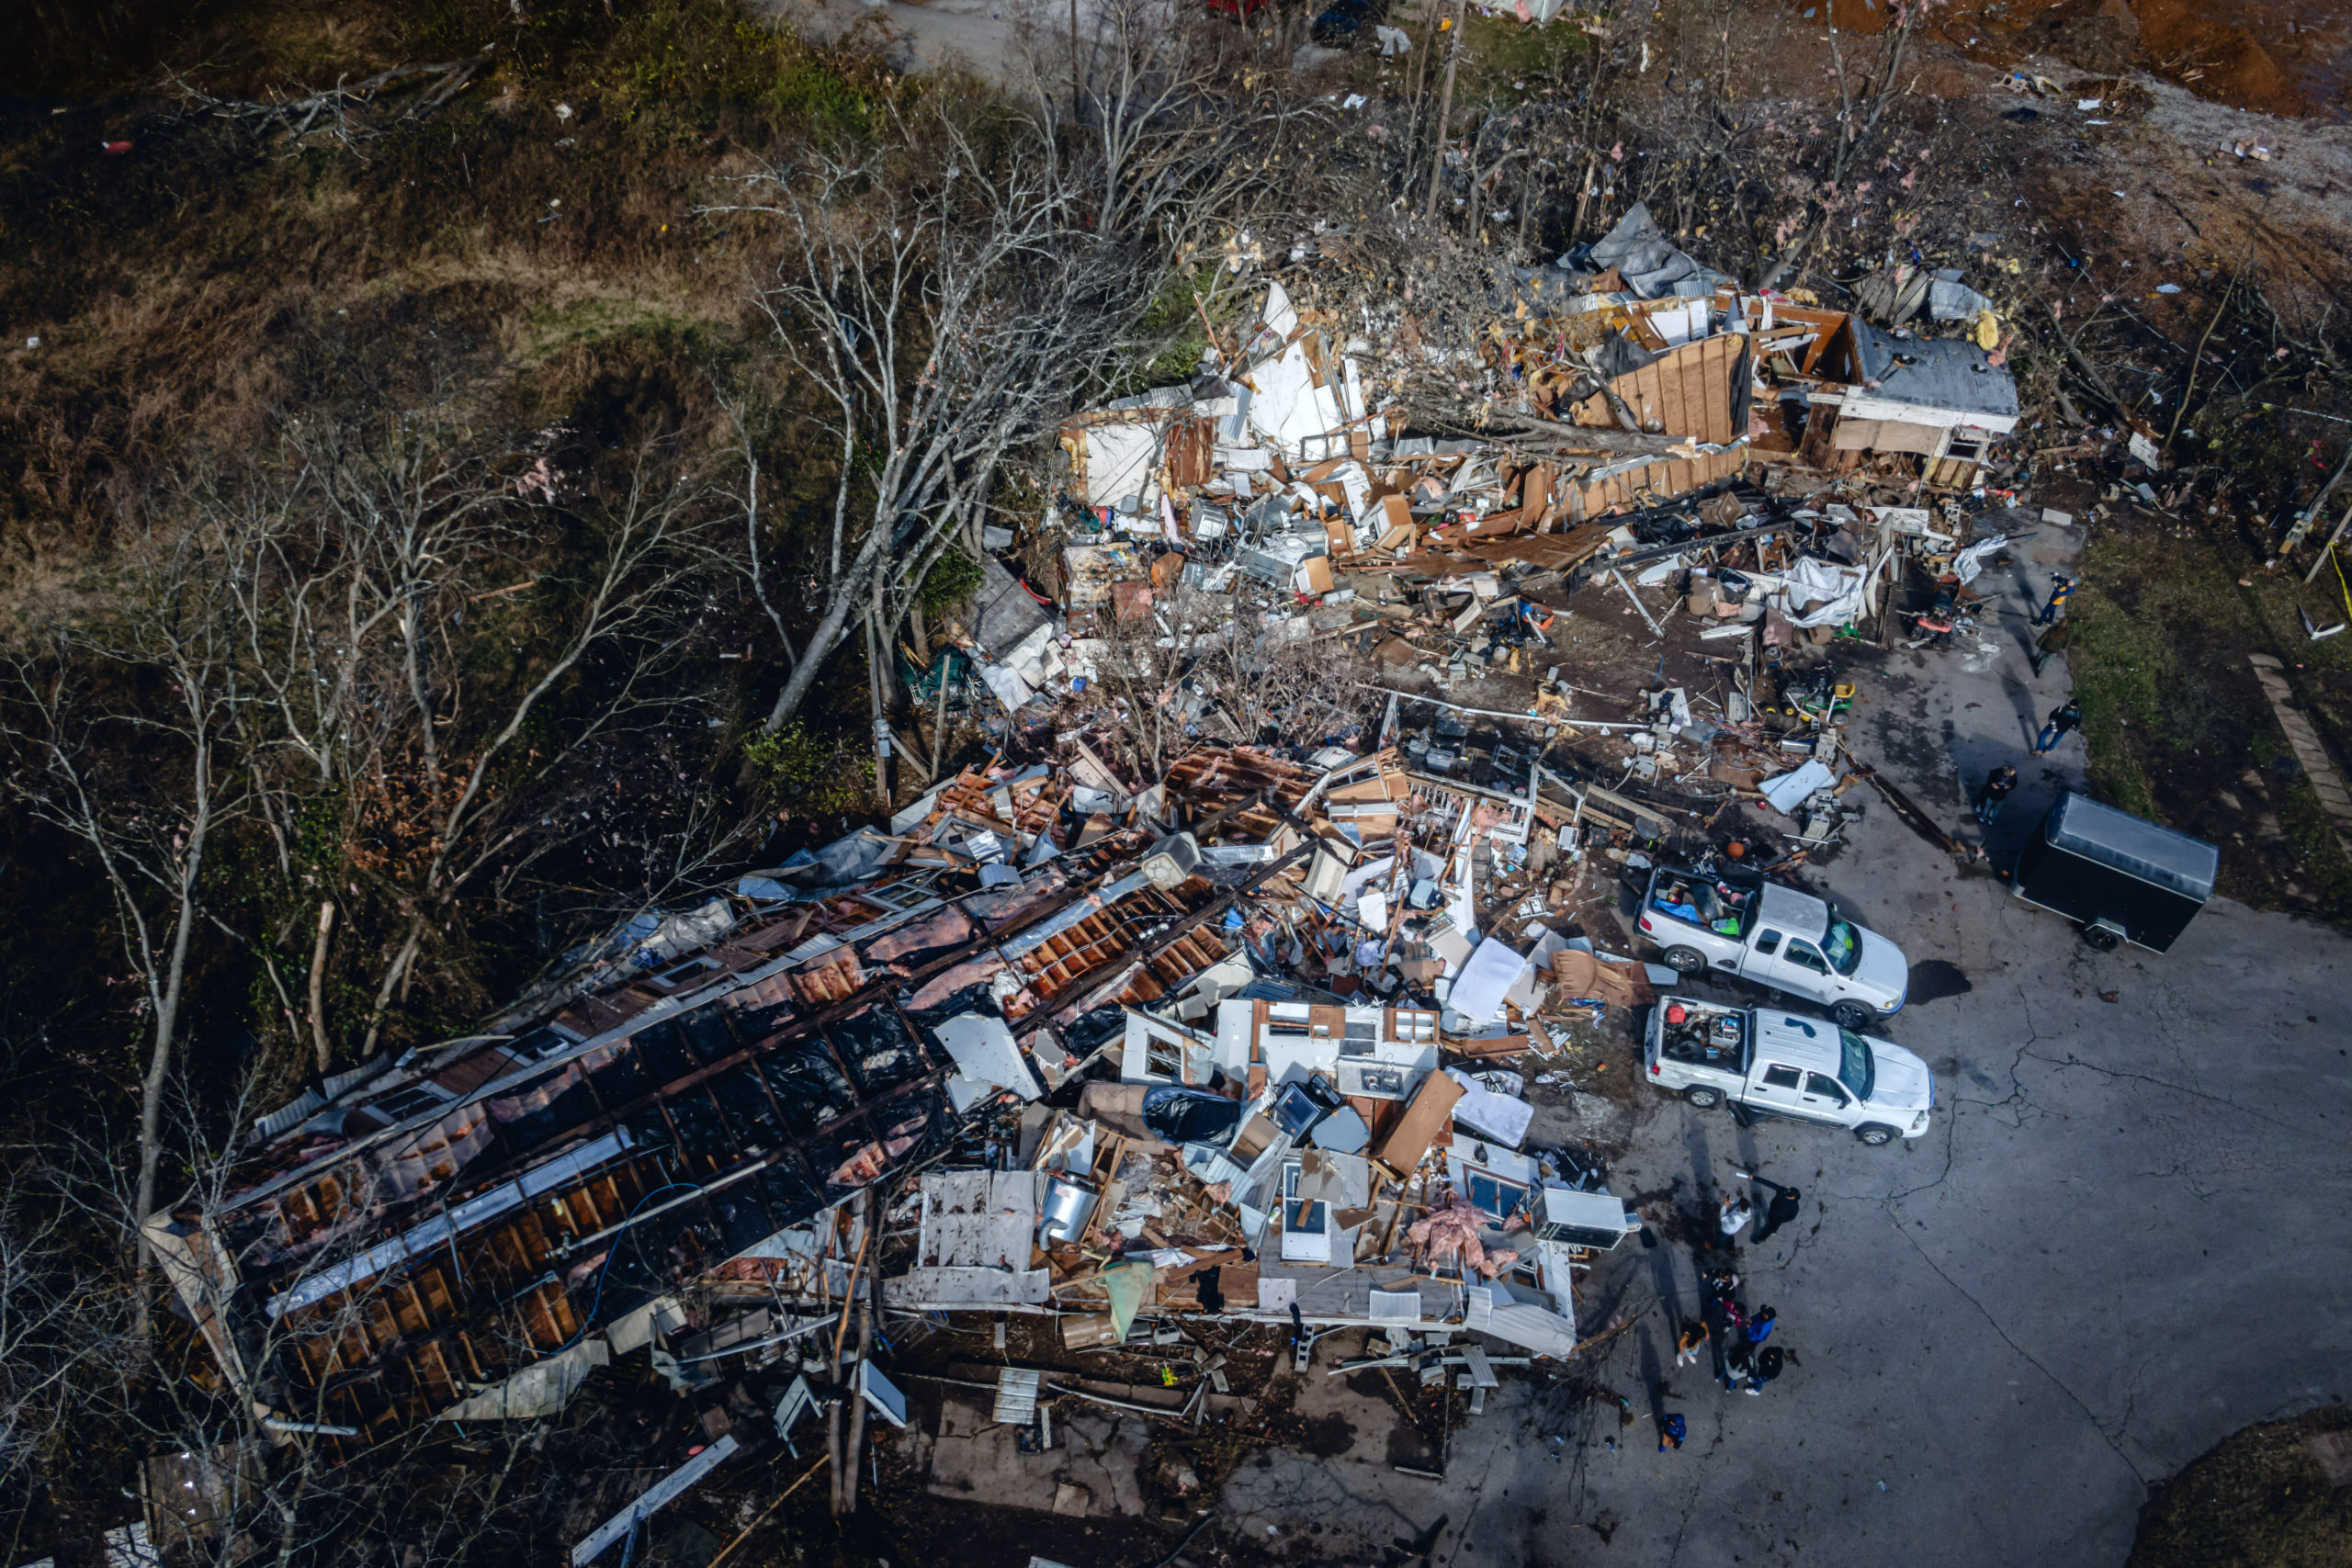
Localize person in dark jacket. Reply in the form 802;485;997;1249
2033;697;2083;754
1744;1345;1786;1396
1738;1174;1805;1245
1972;766;2018;826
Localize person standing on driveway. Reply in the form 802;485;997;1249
2034;697;2084;754
1971;766;2018;827
1658;1412;1688;1451
1721;1331;1754;1393
2029;620;2071;677
1718;1190;1754;1243
1744;1346;1786;1396
1742;1175;1804;1246
2035;574;2075;626
1675;1319;1711;1368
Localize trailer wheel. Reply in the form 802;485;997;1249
2079;923;2121;953
1682;1085;1724;1110
1663;946;1707;974
1854;1123;1899;1147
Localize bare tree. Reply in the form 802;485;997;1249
1069;601;1205;785
1755;0;1931;291
211;409;736;1056
1075;588;1381;784
0;1168;112;1568
2;399;742;1339
1;518;255;1333
707;18;1336;785
709;118;1162;760
1190;595;1383;752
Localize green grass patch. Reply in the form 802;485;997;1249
518;295;710;364
917;547;984;617
1107;262;1228;399
2063;552;2169;818
2275;770;2352;909
2069;521;2352;921
1456;10;1593;99
407;0;890;137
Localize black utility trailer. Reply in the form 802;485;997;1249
2010;790;2217;953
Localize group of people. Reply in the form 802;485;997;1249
1654;1170;1804;1450
1967;571;2087;832
1679;1277;1785;1390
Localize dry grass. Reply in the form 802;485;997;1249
2128;1403;2352;1568
0;15;874;605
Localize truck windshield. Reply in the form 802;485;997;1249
1822;918;1863;976
1838;1030;1876;1100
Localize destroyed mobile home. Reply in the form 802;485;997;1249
146;743;1654;1458
141;238;2033;1536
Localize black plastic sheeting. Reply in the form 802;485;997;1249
586;1043;648;1106
707;1065;786;1148
631;1019;700;1086
1059;1006;1128;1057
730;998;799;1045
491;1071;600;1154
663;1091;736;1174
900;983;999;1032
759;1042;861;1137
1141;1087;1241;1145
828;1005;938;1097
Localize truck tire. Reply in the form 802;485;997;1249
1662;946;1707;974
1853;1123;1899;1147
2079;923;2120;953
1682;1086;1724;1110
1831;1000;1873;1031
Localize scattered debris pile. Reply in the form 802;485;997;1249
140;236;2041;1554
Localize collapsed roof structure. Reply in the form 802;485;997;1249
1044;223;2017;652
150;740;1659;1457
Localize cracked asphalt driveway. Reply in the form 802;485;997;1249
1217;527;2352;1565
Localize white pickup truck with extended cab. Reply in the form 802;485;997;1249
1643;996;1935;1145
1636;860;1909;1031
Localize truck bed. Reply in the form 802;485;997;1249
1653;998;1752;1078
1643;864;1760;940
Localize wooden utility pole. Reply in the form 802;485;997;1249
1421;0;1469;221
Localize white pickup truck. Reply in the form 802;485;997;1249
1636;862;1909;1031
1643;996;1935;1145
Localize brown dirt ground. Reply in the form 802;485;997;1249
1780;0;2335;119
